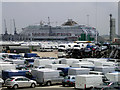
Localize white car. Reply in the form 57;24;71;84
5;76;37;89
0;78;4;88
0;78;4;84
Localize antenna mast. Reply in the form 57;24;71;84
13;19;17;35
4;19;8;35
48;17;52;36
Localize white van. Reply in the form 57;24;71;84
89;71;104;75
75;75;103;89
33;59;53;68
68;68;90;75
71;62;94;68
60;58;80;66
45;64;69;70
31;69;63;85
105;72;120;82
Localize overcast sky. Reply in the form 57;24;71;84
2;2;118;35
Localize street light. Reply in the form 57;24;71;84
110;14;112;44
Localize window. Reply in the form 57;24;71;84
72;77;75;79
74;45;80;47
59;45;65;48
15;78;23;81
23;78;29;81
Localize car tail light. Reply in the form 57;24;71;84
11;79;14;81
84;84;86;89
71;82;73;84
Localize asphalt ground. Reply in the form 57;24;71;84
1;85;74;90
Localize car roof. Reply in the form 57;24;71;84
67;75;76;77
10;76;27;78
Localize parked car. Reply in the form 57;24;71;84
0;78;4;83
0;78;4;85
62;75;75;87
94;81;120;90
0;78;4;88
5;76;37;89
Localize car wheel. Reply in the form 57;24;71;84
39;83;42;86
46;81;51;86
31;83;36;88
13;84;18;89
62;83;65;87
7;87;11;89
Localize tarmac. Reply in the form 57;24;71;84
32;51;58;58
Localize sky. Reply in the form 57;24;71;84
1;1;118;35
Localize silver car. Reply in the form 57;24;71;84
5;76;37;89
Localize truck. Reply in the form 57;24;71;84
57;67;73;77
68;68;90;75
75;75;103;89
8;54;21;59
33;59;53;68
71;62;94;68
105;72;120;82
6;46;30;53
60;58;80;66
94;61;115;67
0;64;16;78
2;70;32;80
45;64;69;70
24;53;38;58
31;68;64;86
6;59;25;65
94;66;115;74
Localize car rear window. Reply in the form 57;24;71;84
65;76;70;79
72;77;75;79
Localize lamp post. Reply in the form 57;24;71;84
110;14;112;44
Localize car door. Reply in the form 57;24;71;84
15;78;24;87
22;78;31;87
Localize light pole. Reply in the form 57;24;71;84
110;14;112;44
